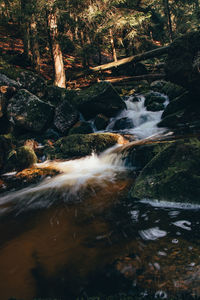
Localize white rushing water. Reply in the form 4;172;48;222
106;94;168;139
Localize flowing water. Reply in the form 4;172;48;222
0;94;200;300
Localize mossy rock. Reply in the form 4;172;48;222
161;92;190;119
166;31;200;95
43;85;77;106
18;71;47;98
69;81;126;120
68;121;93;135
7;89;54;132
44;133;121;159
161;82;186;101
0;56;25;81
158;110;185;129
53;100;79;134
16;146;37;171
131;138;200;203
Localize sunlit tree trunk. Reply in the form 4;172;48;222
47;4;66;88
163;0;173;42
30;15;41;72
109;28;117;62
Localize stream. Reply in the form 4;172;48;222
0;94;200;300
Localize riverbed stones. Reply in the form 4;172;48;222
54;100;79;134
68;121;93;135
94;114;109;130
69;81;126;120
7;89;54;132
144;92;166;111
131;138;200;203
43;85;77;106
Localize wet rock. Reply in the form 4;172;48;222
7;89;54;132
68;121;93;135
53;100;79;135
150;80;168;92
0;167;59;192
161;92;190;119
43;85;77;106
161;82;186;101
144;92;166;111
70;81;126;120
131;138;200;203
113;117;134;131
16;146;37;171
18;71;47;98
165;31;200;96
94;114;109;130
45;133;121;159
0;136;13;172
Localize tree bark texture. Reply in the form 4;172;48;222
47;5;66;88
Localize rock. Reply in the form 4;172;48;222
16;146;37;171
68;121;93;135
0;167;59;192
70;81;126;120
44;133;121;159
0;73;20;88
0;136;13;172
18;71;47;98
94;114;109;130
157;110;185;129
150;80;168;92
144;92;166;111
53;100;79;135
166;31;200;96
0;116;12;134
161;82;186;101
131;138;200;203
43;85;77;106
7;89;54;132
113;117;134;131
161;92;190;119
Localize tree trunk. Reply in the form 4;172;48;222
163;0;173;42
47;6;66;88
30;15;41;72
91;45;170;72
109;28;117;62
20;0;31;61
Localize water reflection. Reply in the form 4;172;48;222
0;177;200;299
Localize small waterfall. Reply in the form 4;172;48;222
106;94;168;139
0;146;127;215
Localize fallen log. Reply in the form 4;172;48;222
91;45;170;72
98;73;166;84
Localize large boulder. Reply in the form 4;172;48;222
43;85;77;106
18;71;47;98
69;82;126;120
165;31;200;96
53;100;79;134
7;89;54;132
131;139;200;203
45;133;121;159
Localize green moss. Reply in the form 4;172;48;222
16;146;37;171
45;133;120;159
0;56;24;80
